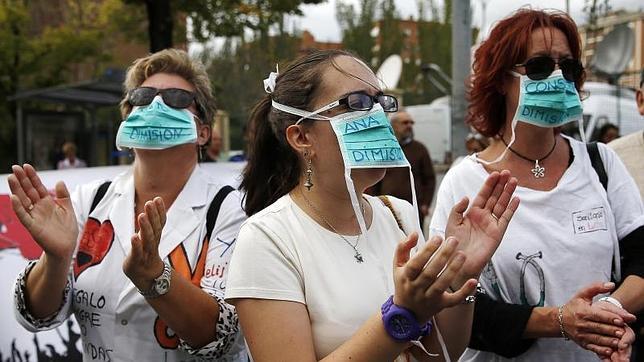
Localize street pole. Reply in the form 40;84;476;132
451;0;471;161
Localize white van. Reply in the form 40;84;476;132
405;96;451;164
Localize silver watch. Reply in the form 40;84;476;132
138;262;172;299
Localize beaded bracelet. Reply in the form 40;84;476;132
557;305;570;340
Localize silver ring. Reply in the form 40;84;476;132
27;204;34;211
491;214;499;221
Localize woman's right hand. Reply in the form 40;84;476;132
561;282;635;358
393;232;478;324
7;164;78;261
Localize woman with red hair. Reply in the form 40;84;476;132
430;8;644;361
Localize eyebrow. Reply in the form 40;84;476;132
337;90;384;99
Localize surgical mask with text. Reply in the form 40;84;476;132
478;69;585;166
271;100;422;244
115;95;198;150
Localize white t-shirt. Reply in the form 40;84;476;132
609;131;644;200
226;194;422;359
430;137;644;362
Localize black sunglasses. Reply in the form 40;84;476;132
515;56;583;82
339;92;399;113
128;87;197;110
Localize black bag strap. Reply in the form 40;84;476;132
89;181;112;213
586;142;608;191
206;185;235;238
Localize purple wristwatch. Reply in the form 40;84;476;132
381;295;432;342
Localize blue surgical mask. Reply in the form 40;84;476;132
115;95;198;150
512;69;583;128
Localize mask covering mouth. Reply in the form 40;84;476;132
272;100;422;244
115;95;199;151
478;69;585;166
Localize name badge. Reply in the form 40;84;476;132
572;207;608;234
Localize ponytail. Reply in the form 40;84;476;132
240;95;301;216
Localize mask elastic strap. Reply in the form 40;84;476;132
477;117;517;166
407;168;422;235
578;119;587;143
343;168;369;239
271;100;334;124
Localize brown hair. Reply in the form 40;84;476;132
119;48;216;124
467;8;586;136
241;49;358;216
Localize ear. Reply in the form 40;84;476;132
636;90;644;116
196;122;211;147
285;123;313;158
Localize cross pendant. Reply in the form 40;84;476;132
531;160;545;178
354;251;364;263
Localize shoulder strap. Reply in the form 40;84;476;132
89;181;112;213
586;142;608;191
206;185;235;237
378;195;405;233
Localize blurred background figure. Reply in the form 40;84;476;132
56;142;86;169
371;109;436;226
203;127;222;162
452;132;490;167
596;123;620;143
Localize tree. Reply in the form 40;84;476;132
376;0;404;67
336;0;377;64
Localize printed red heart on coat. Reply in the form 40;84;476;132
73;218;114;280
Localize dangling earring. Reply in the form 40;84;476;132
303;152;314;191
198;145;204;162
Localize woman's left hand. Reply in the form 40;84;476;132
123;197;167;291
445;170;520;284
600;325;634;362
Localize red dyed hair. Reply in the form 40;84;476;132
467;8;586;137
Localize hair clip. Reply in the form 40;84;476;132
263;64;279;94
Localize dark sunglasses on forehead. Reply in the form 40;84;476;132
515;56;584;82
340;91;399;112
128;87;197;110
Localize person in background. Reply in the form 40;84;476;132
609;69;644;361
228;123;250;162
597;123;620;144
372;110;436;226
452;132;490;167
203;127;222;162
56;142;87;169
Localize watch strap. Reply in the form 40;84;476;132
138;262;172;298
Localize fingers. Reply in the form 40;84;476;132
53;181;73;210
595;302;636;324
441;279;478;307
470;171;500;209
414;237;459;288
447;197;469;225
428;251;466;293
11;164;41;205
137;213;157;254
578;331;620;349
585;344;614;358
402;234;441;280
24;164;49;199
483;171;510;211
492;176;518;217
8;173;34;211
10;194;33;227
497;197;520;231
394;232;420;268
155;197;167;228
144;199;163;236
575;282;615;302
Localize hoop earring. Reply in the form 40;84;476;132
303;152;314;191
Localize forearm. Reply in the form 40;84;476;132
146;273;221;348
322;313;409;362
611;275;644;313
433;303;474;359
522;307;560;338
25;253;72;318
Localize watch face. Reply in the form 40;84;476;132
391;315;412;334
155;278;170;294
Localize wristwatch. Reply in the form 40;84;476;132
381;295;432;342
138;262;172;299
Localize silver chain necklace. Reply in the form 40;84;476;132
300;190;365;263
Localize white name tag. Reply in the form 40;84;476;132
572;207;608;234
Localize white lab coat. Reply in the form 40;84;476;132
13;166;248;361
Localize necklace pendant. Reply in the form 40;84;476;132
354;251;364;263
531;160;545;178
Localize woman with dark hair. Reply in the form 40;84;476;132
224;49;520;361
430;8;644;362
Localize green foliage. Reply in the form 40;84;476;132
336;0;377;64
376;0;404;67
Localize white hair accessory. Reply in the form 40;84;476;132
263;64;279;94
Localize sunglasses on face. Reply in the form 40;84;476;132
515;56;584;82
128;87;197;110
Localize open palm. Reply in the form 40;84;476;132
7;164;78;260
445;170;519;280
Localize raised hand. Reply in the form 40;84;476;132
561;282;635;359
445;170;520;282
7;164;78;261
393;233;478;324
123;197;167;291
